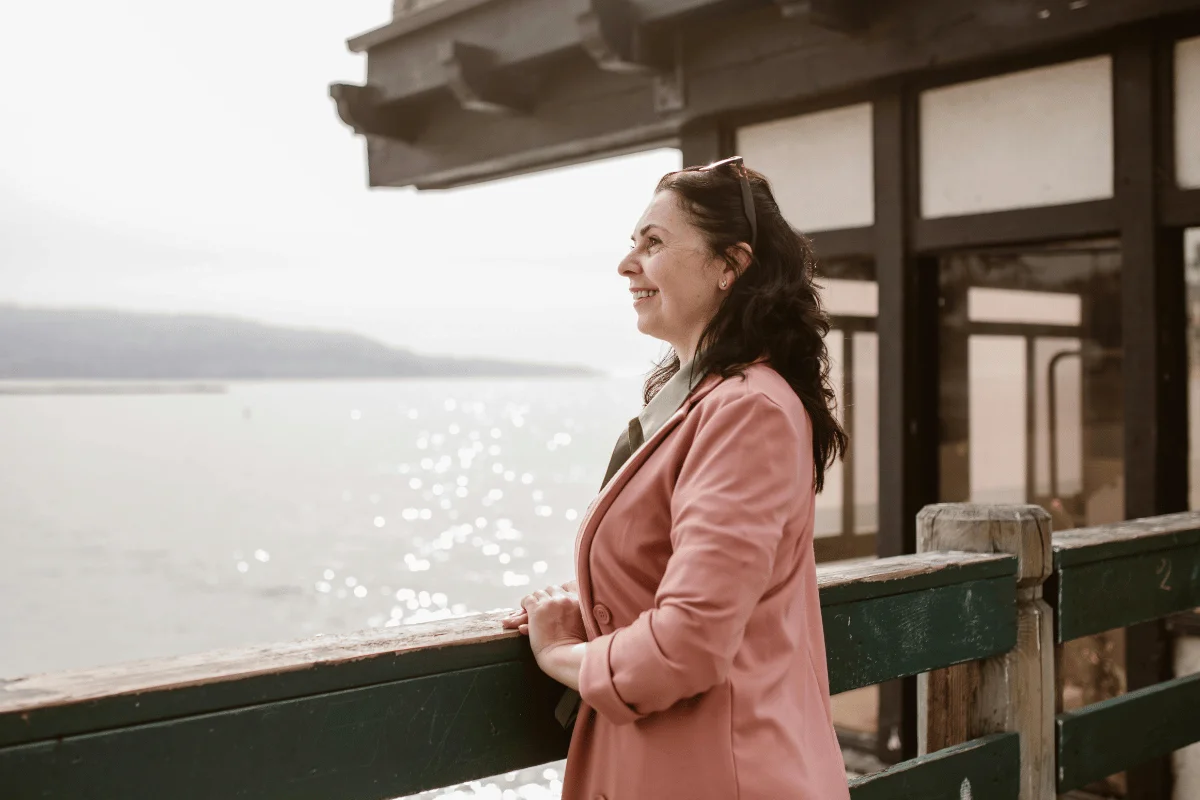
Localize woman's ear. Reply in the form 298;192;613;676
720;244;753;288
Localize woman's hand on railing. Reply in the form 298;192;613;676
505;584;587;690
500;580;578;634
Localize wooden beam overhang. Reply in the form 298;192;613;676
577;0;657;74
333;0;1200;189
348;0;733;107
329;83;424;142
441;40;535;114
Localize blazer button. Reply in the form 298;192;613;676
593;603;611;625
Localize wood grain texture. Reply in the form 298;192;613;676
0;613;527;748
847;732;1020;800
817;551;1015;605
1055;543;1200;643
0;660;571;800
0;547;1023;797
918;504;1052;587
917;503;1055;800
1052;510;1200;567
0;551;1015;749
824;575;1017;695
1056;672;1200;792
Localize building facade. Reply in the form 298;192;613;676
332;2;1200;795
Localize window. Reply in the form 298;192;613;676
815;260;878;561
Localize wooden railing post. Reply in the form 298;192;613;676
916;503;1054;800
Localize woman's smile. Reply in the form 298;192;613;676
631;288;660;305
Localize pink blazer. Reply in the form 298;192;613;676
564;362;850;800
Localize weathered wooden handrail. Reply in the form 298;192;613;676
1;615;570;800
4;505;1199;799
1050;510;1200;794
917;504;1055;800
1052;510;1200;643
1057;671;1200;791
0;549;1017;799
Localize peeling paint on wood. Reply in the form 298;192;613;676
918;503;1055;800
1055;543;1200;643
825;576;1017;695
0;613;532;749
0;661;571;800
0;551;1015;748
1057;672;1200;792
818;552;1016;605
847;732;1018;800
1053;511;1200;567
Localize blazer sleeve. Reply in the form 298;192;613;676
578;389;809;725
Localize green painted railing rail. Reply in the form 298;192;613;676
1057;672;1200;792
1052;511;1200;643
0;548;1018;800
2;504;1198;799
1051;510;1200;793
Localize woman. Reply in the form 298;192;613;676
501;157;850;799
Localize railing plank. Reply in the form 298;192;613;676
0;615;529;749
1052;511;1200;568
848;732;1019;800
0;660;570;800
825;573;1017;695
1056;672;1200;792
817;551;1015;605
1;552;1015;749
1055;541;1200;642
0;551;1018;799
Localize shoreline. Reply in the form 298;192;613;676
0;382;229;396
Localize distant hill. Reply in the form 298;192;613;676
0;305;595;380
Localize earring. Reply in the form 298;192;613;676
720;280;728;289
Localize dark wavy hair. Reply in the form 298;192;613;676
645;161;847;492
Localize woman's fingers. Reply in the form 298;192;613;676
509;581;576;626
518;623;528;635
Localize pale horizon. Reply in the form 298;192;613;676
0;1;681;377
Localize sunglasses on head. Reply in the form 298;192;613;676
685;155;757;253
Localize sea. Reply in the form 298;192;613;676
2;376;854;798
1;377;661;799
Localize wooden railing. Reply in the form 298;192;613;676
1051;512;1200;794
1;504;1198;799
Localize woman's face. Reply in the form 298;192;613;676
618;190;733;360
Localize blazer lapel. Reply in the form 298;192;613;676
573;373;723;638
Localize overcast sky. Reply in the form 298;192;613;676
0;1;680;375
